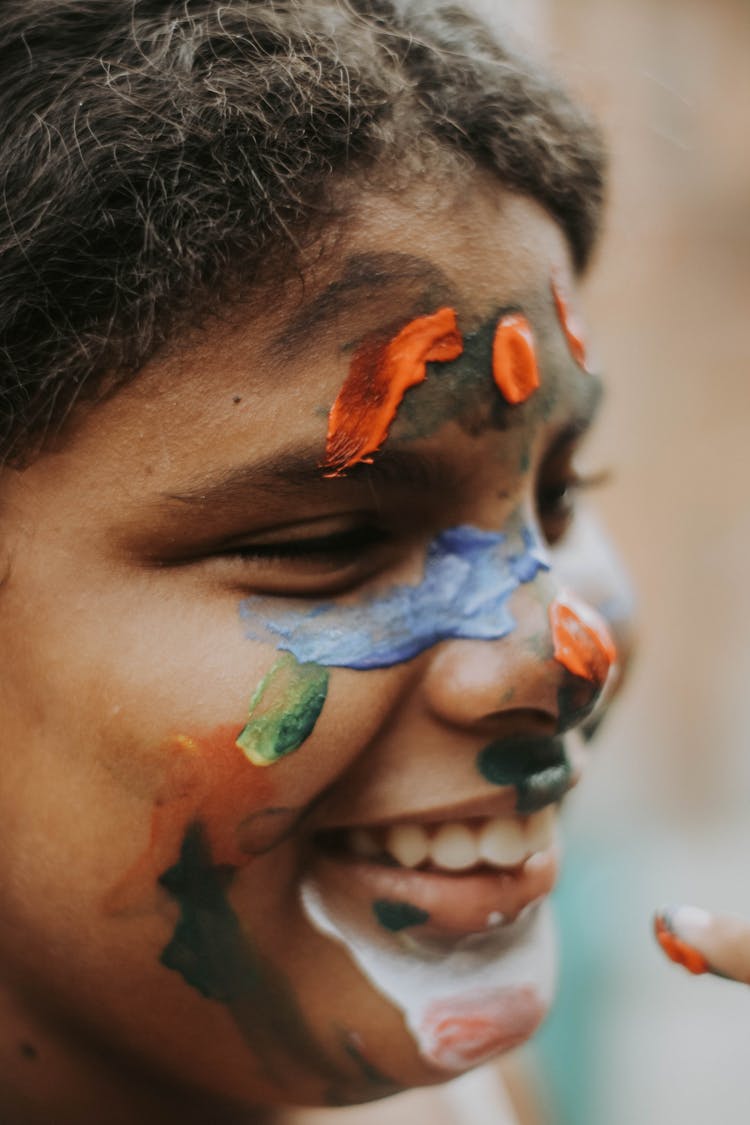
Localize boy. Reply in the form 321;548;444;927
0;1;633;1121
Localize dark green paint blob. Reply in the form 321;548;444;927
372;899;430;933
476;736;572;814
236;653;329;766
160;837;241;1001
393;315;518;443
159;823;344;1087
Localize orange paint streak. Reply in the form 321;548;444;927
322;307;463;476
549;592;617;689
105;724;274;913
421;987;543;1071
654;916;710;976
551;277;590;371
491;313;540;404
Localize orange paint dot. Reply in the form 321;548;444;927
322;307;463;476
654;915;710;976
491;313;540;404
551;277;590;371
549;592;617;688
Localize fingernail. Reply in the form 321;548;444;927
653;906;712;976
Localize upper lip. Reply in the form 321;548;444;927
315;786;574;834
312;729;579;833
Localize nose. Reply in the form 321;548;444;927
421;575;617;735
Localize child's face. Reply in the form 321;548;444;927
0;179;632;1110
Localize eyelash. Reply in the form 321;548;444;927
228;471;607;563
226;523;389;564
536;466;610;544
202;455;609;591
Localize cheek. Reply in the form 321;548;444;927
105;654;403;909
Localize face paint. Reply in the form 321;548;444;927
323;307;463;476
241;525;550;670
104;725;291;912
475;736;572;814
302;881;554;1073
551;275;590;372
491;313;540;405
236;653;329;766
159;823;351;1094
393;315;514;444
372;900;430;933
418;986;543;1071
549;590;616;689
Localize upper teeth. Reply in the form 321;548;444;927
348;807;556;872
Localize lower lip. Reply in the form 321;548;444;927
311;846;559;936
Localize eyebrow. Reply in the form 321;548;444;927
158;377;603;520
159;443;470;514
271;251;458;358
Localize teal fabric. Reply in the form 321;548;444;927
534;839;633;1125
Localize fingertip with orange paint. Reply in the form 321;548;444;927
653;910;711;977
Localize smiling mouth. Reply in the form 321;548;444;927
312;807;559;936
319;806;556;874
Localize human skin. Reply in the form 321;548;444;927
655;906;750;985
0;178;633;1124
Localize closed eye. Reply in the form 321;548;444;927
186;518;403;597
224;523;390;564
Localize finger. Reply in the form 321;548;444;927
654;906;750;985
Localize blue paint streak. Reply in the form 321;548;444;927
240;525;549;671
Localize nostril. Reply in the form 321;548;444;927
556;673;602;733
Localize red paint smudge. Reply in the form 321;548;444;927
550;591;617;689
420;986;544;1071
322;307;463;476
551;276;590;371
491;313;540;404
654;915;710;976
105;724;274;913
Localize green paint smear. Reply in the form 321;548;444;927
159;823;346;1089
476;739;572;814
236;653;329;766
372;899;430;932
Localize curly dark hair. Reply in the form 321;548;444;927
0;0;606;464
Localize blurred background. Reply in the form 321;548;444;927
469;0;750;1121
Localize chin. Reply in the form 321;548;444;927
302;877;557;1081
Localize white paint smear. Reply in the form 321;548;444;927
301;880;557;1073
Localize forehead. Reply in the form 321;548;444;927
5;183;581;505
275;186;570;351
